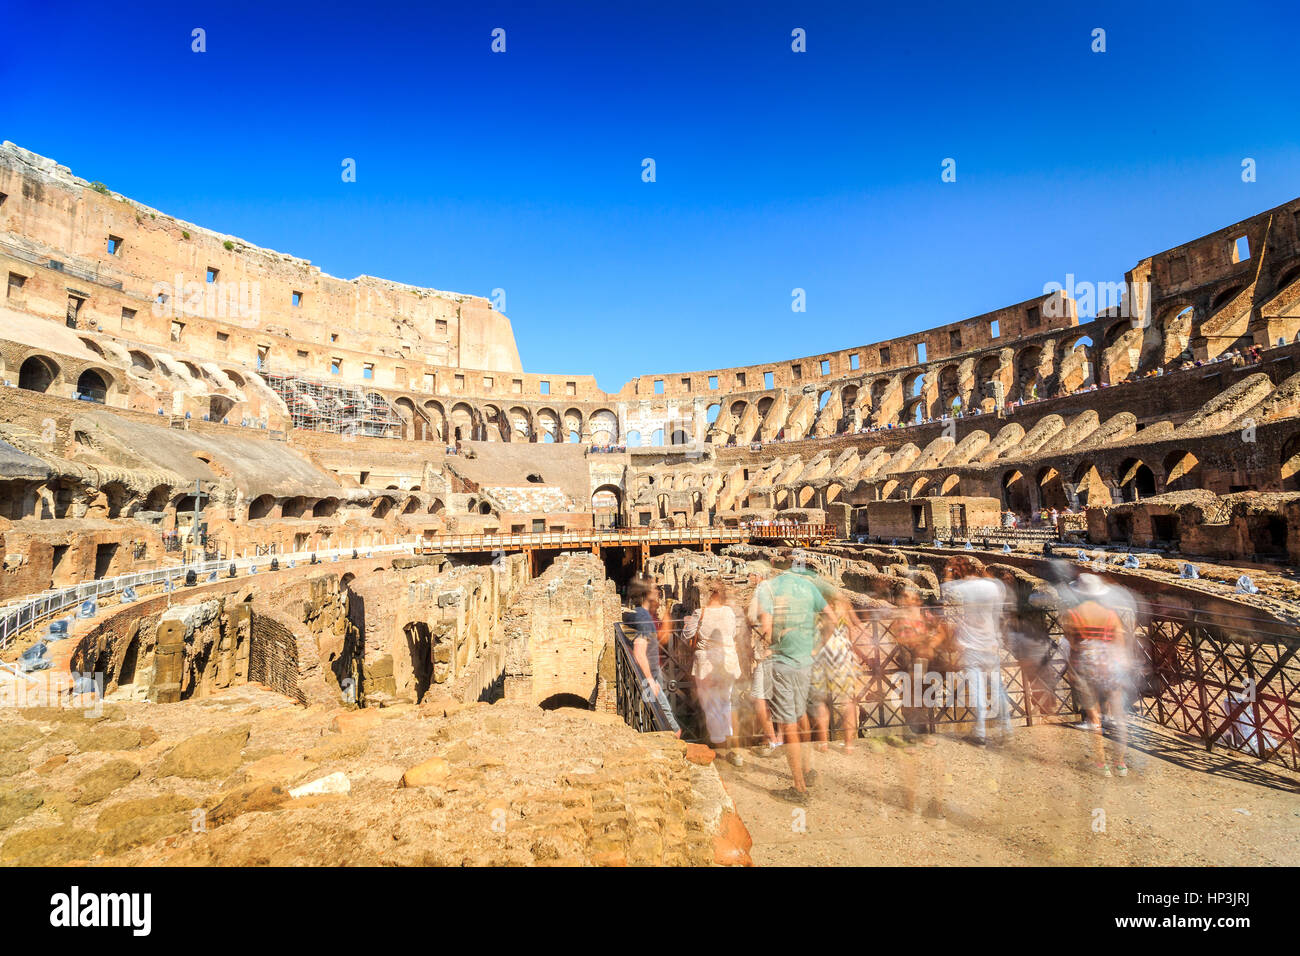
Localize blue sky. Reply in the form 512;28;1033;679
3;0;1298;391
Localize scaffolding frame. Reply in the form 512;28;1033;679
262;372;404;438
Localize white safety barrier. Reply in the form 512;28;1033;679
0;542;415;651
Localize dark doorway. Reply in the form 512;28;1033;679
94;542;118;579
404;622;433;703
539;693;590;711
1150;515;1177;545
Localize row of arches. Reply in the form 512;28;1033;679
14;354;114;404
388;398;621;444
246;493;446;522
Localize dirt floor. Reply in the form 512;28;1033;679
716;719;1300;866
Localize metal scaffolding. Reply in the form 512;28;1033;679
261;372;404;438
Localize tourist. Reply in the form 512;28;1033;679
689;585;743;764
745;561;781;752
1060;573;1135;776
993;567;1057;717
808;592;867;752
757;558;833;803
941;556;1012;746
627;576;681;737
892;587;946;745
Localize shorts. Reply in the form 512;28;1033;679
1072;641;1123;708
769;660;812;725
750;657;774;701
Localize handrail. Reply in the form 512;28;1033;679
0;542;415;651
612;621;672;733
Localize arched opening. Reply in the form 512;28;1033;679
509;406;532;442
1002;470;1032;514
536;408;559;444
589;409;618;445
18;356;58;393
281;495;308;518
1102;319;1133;350
372;497;393;519
592;484;622;529
427;498;445;514
1210;284;1247;313
1015;346;1042;400
670;428;689;445
651;428;665;447
402;497;421;515
903;371;924;400
450;403;476;442
394;397;420;440
1281;435;1300;491
1273;262;1300;294
248;494;276;520
976;355;1001;402
423;401;447;442
129;350;155;372
1072;462;1108;509
143;485;170;513
1162;450;1202;492
1037;466;1070;511
706;403;721;424
539;693;590;711
1118;459;1156;502
312;497;339;518
100;481;130;519
563;408;583;445
626;430;642;447
940;474;961;496
75;369;109;403
209;395;235;421
938;366;960;415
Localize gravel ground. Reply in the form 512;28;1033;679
716;719;1300;866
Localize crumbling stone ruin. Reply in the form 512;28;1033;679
2;140;1299;866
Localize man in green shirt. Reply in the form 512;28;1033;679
757;558;833;802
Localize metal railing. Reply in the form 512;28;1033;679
0;542;415;651
610;594;1300;770
416;526;759;553
612;622;675;733
1133;603;1300;770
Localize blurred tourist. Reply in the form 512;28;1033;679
690;585;744;764
941;556;1012;746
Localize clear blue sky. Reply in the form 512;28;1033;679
3;0;1298;391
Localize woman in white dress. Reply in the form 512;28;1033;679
689;585;743;763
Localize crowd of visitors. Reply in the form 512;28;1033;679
624;553;1141;805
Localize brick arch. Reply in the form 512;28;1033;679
17;352;61;393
